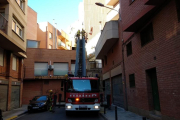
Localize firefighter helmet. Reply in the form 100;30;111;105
49;89;53;93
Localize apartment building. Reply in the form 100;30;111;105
22;7;76;104
95;0;122;108
0;0;28;111
122;0;180;120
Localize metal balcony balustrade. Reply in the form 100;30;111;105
87;62;102;69
0;13;8;34
67;45;70;50
58;41;66;48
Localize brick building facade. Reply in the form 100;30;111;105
122;0;180;120
0;0;28;111
96;0;180;119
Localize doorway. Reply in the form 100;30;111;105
146;68;161;111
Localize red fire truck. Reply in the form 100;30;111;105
65;30;101;115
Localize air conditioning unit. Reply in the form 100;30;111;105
48;65;54;71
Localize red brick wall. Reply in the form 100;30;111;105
24;48;76;79
27;6;37;40
123;0;180;119
23;80;64;104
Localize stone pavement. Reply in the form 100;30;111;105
2;105;28;120
100;105;149;120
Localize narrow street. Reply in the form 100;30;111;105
15;107;104;120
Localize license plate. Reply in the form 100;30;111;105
33;107;39;109
79;105;87;108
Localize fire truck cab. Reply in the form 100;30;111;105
65;77;100;114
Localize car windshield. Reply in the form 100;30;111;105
66;79;99;92
33;96;47;101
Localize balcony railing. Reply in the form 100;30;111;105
67;46;70;50
0;13;8;34
58;41;66;48
88;62;102;69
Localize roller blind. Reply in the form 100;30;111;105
34;63;48;76
54;63;68;76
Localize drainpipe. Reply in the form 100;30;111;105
119;0;128;111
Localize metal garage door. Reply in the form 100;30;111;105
0;85;8;111
11;86;20;110
104;79;111;101
112;74;124;108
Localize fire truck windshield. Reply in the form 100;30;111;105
66;79;99;92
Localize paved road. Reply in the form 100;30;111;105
16;107;104;120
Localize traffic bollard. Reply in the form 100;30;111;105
115;106;117;120
142;117;146;120
0;109;3;120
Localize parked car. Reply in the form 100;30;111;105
28;95;50;112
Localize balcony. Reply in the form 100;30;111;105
95;21;119;59
0;0;9;4
58;41;66;49
0;14;8;34
67;45;70;50
106;0;119;6
106;3;119;22
0;14;25;52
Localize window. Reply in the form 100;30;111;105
49;32;52;39
34;63;48;76
53;63;68;76
126;42;132;56
140;23;154;46
12;55;17;71
27;40;39;48
12;18;23;38
16;0;24;11
129;74;135;88
0;48;4;66
175;0;180;22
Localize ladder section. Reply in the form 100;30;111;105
74;38;86;77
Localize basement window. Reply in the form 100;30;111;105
175;0;180;22
140;23;154;47
129;74;135;88
126;41;132;56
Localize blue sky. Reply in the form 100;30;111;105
28;0;83;32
